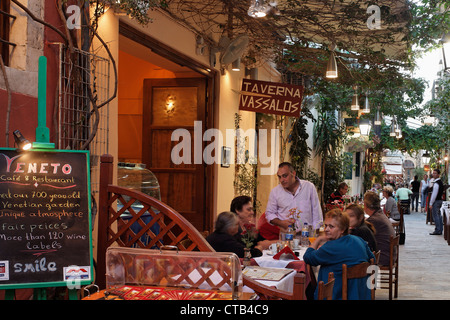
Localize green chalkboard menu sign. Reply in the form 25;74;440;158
0;148;93;289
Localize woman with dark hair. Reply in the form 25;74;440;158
303;209;375;300
364;191;395;266
230;196;273;246
345;204;377;252
206;211;264;258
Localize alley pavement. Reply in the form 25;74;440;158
375;209;450;300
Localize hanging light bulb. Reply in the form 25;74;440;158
361;92;370;113
395;121;400;133
351;86;360;111
389;118;396;137
231;58;241;71
248;0;269;18
374;106;382;125
326;45;338;78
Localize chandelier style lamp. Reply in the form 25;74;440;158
326;45;338;78
441;33;450;72
351;86;360;111
396;127;402;139
248;0;269;18
359;119;372;136
361;92;370;113
422;151;431;165
389;117;397;137
374;106;382;125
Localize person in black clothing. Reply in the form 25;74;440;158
326;182;349;207
410;175;421;212
429;169;445;235
345;204;378;252
206;211;264;258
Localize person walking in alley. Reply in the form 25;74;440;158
410;175;421;212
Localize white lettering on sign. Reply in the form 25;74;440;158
14;257;57;273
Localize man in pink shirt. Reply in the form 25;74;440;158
265;162;323;232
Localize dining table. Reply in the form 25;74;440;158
243;247;315;298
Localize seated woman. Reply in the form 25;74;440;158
230;196;274;246
303;209;375;300
364;191;396;266
382;185;401;223
345;204;378;252
206;211;264;258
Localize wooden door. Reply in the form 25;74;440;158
142;78;207;231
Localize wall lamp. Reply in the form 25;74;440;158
13;130;32;150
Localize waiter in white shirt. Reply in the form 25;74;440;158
265;162;323;232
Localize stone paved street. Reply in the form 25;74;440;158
375;210;450;300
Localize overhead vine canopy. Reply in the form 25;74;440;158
160;0;412;77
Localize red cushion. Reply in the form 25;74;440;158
257;212;280;240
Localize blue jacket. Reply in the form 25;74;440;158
303;234;375;300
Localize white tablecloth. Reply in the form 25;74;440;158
243;248;307;293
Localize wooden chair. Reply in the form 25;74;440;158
96;155;215;289
342;258;376;300
243;273;306;300
317;272;335;300
393;202;405;244
373;250;381;265
378;235;400;300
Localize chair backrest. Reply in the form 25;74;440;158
389;235;400;267
342;258;375;300
373;250;381;265
243;273;306;300
317;272;335;300
96;154;214;289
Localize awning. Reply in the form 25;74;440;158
384;164;402;175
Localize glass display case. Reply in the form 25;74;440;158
117;163;161;247
117;162;161;200
105;247;243;300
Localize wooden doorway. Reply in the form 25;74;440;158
142;78;208;231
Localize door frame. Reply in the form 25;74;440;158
119;22;217;232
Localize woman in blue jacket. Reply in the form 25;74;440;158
303;209;375;300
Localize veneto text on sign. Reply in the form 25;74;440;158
238;79;304;118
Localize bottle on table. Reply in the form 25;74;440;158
285;224;294;247
301;222;309;246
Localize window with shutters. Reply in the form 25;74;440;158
0;0;12;65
